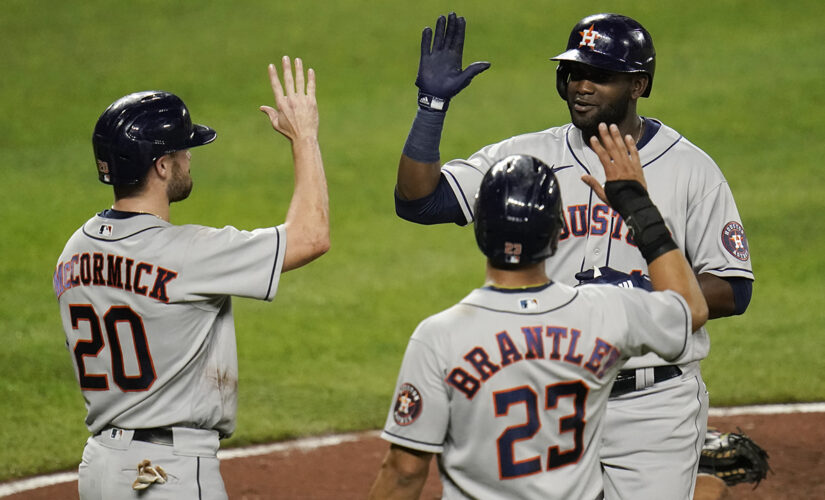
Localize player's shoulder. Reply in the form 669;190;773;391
643;119;729;188
577;283;685;312
502;124;569;147
478;125;570;156
176;223;282;243
57;223;91;261
645;119;719;167
72;215;271;249
443;125;571;176
575;282;650;301
412;300;473;335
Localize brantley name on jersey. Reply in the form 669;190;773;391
446;325;622;399
53;252;178;303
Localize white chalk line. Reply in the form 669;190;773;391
217;430;380;460
0;430;379;497
707;401;825;417
2;404;823;497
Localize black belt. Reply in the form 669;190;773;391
610;365;683;398
132;428;174;445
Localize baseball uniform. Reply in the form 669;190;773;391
54;209;286;499
382;281;692;500
398;118;753;498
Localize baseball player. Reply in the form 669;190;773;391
393;12;754;499
53;56;329;499
370;124;709;500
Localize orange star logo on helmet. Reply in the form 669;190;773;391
578;24;601;49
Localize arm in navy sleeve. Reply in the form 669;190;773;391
726;276;753;315
698;273;753;318
394;174;464;225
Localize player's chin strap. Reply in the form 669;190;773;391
132;459;168;491
604;180;677;264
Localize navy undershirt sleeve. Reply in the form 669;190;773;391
394;174;464;225
723;276;753;315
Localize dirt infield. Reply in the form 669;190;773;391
4;411;824;499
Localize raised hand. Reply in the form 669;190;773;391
581;122;647;205
260;56;319;142
415;12;491;111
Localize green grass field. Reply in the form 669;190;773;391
2;0;823;482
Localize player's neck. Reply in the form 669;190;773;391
617;105;644;143
112;194;170;222
485;262;550;289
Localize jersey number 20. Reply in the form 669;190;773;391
69;304;157;392
494;380;587;479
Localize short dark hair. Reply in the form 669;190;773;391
113;172;149;200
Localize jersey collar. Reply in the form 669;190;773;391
82;211;169;242
461;282;579;314
567;118;680;173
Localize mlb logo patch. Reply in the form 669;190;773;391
519;298;539;310
99;224;113;237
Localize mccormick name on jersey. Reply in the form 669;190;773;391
445;325;622;399
53;252;178;303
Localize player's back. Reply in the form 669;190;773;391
53;212;267;436
409;281;689;499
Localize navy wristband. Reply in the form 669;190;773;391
402;108;446;163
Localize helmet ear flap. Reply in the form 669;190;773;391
555;64;570;101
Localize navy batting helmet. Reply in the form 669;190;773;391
92;91;217;185
551;13;656;100
474;155;564;268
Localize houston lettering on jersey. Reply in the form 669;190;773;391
53;252;178;303
445;326;622;399
559;203;636;245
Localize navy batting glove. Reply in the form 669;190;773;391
416;12;491;112
575;266;653;291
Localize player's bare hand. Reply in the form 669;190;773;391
582;122;647;205
260;56;319;142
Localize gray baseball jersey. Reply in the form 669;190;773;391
381;282;691;499
53;212;286;437
440;119;753;369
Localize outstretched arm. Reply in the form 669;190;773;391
583;123;708;331
397;155;442;200
260;56;330;271
368;444;433;500
397;12;490;201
